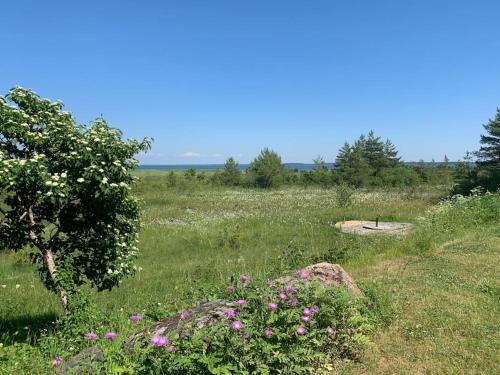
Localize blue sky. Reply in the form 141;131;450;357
1;1;499;164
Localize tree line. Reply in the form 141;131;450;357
165;132;454;189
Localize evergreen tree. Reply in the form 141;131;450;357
475;108;500;190
221;157;241;186
247;148;284;188
335;142;352;170
363;130;386;169
384;139;401;167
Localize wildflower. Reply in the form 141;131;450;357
130;314;142;321
85;332;97;340
231;321;244;330
286;285;296;294
151;335;169;347
301;315;310;323
226;285;235;294
266;278;273;287
310;305;319;314
105;332;118;340
239;274;250;283
296;269;307;279
167;345;175;353
267;302;278;311
278;292;287;301
180;310;190;319
288;298;298;307
264;328;272;338
15;284;20;289
302;277;309;284
296;326;306;335
224;309;237;320
236;299;246;307
1;285;6;288
241;331;250;339
303;308;311;316
52;356;62;366
326;326;334;335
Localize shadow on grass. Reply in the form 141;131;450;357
0;313;58;345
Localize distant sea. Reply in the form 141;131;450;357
138;163;335;171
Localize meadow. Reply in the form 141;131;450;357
0;172;499;373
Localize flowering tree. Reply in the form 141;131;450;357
0;87;151;312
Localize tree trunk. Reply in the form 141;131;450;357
27;207;69;314
43;248;69;314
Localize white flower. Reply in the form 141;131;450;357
77;178;85;183
15;284;20;289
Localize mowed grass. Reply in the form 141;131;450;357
345;225;500;374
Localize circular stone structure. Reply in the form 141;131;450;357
335;220;413;236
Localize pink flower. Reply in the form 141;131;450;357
296;326;306;335
85;331;97;340
231;321;244;330
52;356;62;366
130;314;142;321
151;335;169;347
236;299;246;307
239;274;250;283
289;298;298;307
227;285;235;294
326;326;334;335
264;328;272;338
267;302;278;311
105;332;118;340
167;345;175;353
278;292;287;301
301;315;310;323
241;331;250;339
266;278;273;287
224;308;237;319
310;305;319;314
302;277;309;284
180;310;190;319
303;308;311;316
296;269;306;278
286;285;296;294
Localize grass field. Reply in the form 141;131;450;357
1;173;499;373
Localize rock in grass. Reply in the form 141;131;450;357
278;262;363;296
57;345;105;375
123;299;235;349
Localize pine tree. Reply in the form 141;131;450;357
221;157;241;186
475;108;500;190
362;130;386;169
335;142;352;170
476;109;500;167
247;148;284;188
384;139;401;167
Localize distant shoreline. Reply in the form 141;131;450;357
138;161;460;172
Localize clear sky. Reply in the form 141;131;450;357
1;1;499;164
